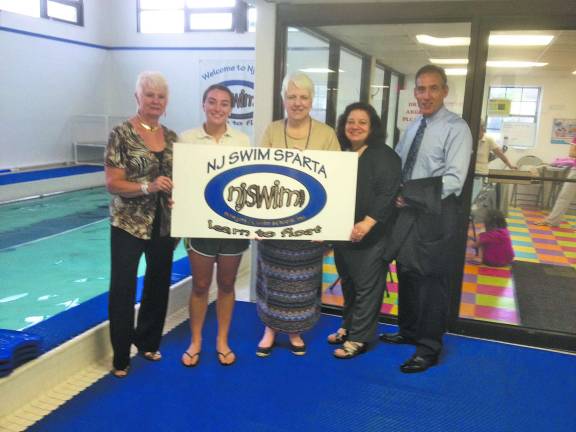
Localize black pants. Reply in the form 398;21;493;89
108;225;174;370
396;265;449;357
395;196;462;359
334;238;389;343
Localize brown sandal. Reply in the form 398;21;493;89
333;341;367;359
111;366;130;378
327;329;348;345
140;351;162;361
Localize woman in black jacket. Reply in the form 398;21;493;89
328;102;402;359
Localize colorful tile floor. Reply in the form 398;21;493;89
321;208;576;326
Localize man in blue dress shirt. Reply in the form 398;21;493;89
381;65;472;373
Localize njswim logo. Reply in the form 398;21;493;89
220;79;254;121
204;165;327;227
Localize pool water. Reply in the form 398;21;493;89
0;187;187;330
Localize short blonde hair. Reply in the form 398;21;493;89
281;72;315;101
135;71;169;96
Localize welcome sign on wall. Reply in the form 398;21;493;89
199;60;255;138
171;144;357;241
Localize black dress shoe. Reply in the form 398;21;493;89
400;355;438;373
379;333;414;345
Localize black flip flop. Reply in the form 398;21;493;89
181;351;201;367
217;351;236;366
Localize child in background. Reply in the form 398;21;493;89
473;209;515;267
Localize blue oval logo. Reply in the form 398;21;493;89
219;79;254;120
204;164;326;227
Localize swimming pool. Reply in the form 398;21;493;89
0;187;187;330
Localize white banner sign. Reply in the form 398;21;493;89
172;144;358;241
199;60;255;138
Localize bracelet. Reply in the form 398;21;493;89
140;182;150;195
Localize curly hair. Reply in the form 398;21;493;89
336;102;384;151
484;209;508;231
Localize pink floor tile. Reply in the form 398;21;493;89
474;305;519;324
476;285;515;297
478;267;512;277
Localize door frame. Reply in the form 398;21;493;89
273;1;576;353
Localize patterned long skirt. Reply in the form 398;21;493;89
256;240;325;333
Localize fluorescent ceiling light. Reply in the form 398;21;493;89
444;68;468;76
370;85;390;88
487;61;547;68
418;34;554;47
299;68;335;73
430;58;469;65
416;35;470;46
489;34;554;46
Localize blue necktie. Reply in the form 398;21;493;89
402;117;427;181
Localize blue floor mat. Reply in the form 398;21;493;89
28;302;576;432
0;329;42;377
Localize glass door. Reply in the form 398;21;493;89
315;22;472;316
286;28;330;122
335;47;363;121
461;28;576;338
370;64;386;120
386;72;400;147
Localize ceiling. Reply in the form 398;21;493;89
264;0;576;76
312;24;576;76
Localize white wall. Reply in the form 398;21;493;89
106;49;255;137
104;0;255;135
0;9;109;169
0;0;107;43
0;0;256;170
253;0;276;143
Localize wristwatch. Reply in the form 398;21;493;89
140;182;150;195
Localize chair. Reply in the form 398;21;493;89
509;155;544;208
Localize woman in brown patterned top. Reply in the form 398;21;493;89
105;71;177;378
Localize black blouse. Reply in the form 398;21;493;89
349;140;402;248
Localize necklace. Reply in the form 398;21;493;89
138;117;160;132
284;118;312;150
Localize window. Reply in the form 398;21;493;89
139;0;185;34
247;6;256;33
335;48;363;121
138;0;247;33
286;29;330;122
0;0;83;25
0;0;40;17
45;0;82;24
486;86;541;147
